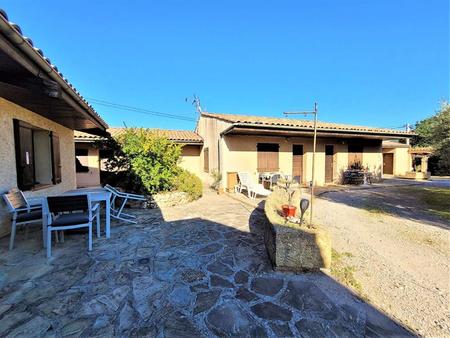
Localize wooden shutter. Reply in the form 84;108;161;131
257;143;279;172
203;147;209;173
13;119;35;190
51;133;62;184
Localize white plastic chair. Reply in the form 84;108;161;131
2;189;43;250
104;185;146;224
236;172;271;198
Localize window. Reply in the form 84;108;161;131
257;143;279;172
13;119;61;191
75;148;89;173
203;147;209;173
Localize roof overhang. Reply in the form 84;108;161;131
0;11;108;134
221;124;413;140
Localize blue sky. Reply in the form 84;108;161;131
3;1;449;130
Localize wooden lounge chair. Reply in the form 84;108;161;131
104;185;146;224
236;172;271;198
2;189;43;250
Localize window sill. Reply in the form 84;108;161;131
30;183;57;192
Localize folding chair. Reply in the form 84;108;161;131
104;185;146;224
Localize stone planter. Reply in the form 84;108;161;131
263;188;331;272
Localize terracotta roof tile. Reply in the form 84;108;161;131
202;112;414;136
74;128;203;144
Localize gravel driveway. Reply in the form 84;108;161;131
315;185;450;337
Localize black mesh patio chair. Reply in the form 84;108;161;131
46;194;100;258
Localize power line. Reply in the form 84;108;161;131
86;98;196;122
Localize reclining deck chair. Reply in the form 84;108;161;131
236;172;271;198
104;185;146;224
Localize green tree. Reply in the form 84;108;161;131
412;103;450;175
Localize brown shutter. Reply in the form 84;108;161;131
267;152;279;171
257;151;266;172
257;143;279;172
13;119;35;190
51;133;62;184
203;147;209;173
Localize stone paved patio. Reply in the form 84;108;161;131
0;190;412;337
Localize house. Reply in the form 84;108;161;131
73;128;203;188
0;10;108;236
75;112;415;191
195;112;415;190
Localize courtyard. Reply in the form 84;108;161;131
0;190;411;337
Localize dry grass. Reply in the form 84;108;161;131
330;249;364;296
399;186;450;220
361;204;391;215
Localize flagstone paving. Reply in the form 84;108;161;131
0;190;412;337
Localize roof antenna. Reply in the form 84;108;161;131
185;94;202;114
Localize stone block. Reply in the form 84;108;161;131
263;188;331;271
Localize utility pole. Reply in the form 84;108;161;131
283;102;318;225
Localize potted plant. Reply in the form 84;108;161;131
279;178;297;217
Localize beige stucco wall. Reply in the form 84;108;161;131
179;145;202;175
218;135;384;188
0;98;76;238
382;147;411;176
196;115;231;183
362;143;383;179
75;143;101;188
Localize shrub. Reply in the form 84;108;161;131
98;128;182;194
173;169;203;201
210;169;222;190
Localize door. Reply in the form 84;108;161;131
292;145;303;183
325;145;334;183
383;153;394;175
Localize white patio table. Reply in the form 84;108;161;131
34;187;112;247
61;187;112;238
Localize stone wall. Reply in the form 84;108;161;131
153;191;192;208
263;188;331;271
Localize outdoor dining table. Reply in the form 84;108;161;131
61;187;112;238
33;187;112;247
